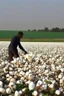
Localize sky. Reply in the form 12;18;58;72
0;0;64;30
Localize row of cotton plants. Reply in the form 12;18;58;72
0;42;64;96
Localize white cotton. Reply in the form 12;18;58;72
29;81;35;90
55;90;61;95
6;88;11;94
0;81;3;88
32;90;38;96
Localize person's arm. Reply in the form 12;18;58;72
19;42;27;54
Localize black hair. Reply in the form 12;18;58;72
18;31;23;35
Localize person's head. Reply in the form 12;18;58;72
17;31;23;38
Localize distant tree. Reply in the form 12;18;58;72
61;28;64;32
44;27;49;31
33;29;36;31
28;29;31;31
51;27;61;32
38;29;40;31
51;28;55;32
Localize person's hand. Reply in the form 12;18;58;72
24;51;28;55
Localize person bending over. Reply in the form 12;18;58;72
8;31;27;62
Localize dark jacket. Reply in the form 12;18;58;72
9;36;26;53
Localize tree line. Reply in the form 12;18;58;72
28;27;64;32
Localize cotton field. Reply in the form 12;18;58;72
0;42;64;96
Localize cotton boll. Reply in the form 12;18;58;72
58;74;63;79
4;85;8;89
51;64;56;71
0;62;5;68
9;82;14;88
62;76;64;80
0;81;3;88
19;90;22;95
24;54;29;60
36;80;43;87
29;69;32;73
59;87;63;92
16;57;20;61
7;77;11;81
11;59;17;64
42;84;47;90
22;88;27;93
25;80;31;85
9;71;14;76
52;80;56;84
60;79;63;84
3;67;8;73
55;90;61;95
32;90;38;96
9;67;13;71
61;68;64;72
39;93;43;96
8;82;16;90
29;81;35;90
5;61;8;64
14;71;18;75
16;80;21;84
18;60;21;64
48;84;54;89
6;88;11;94
6;74;10;78
36;80;43;90
44;70;49;74
14;91;20;96
0;88;5;94
19;71;25;76
25;71;29;77
28;73;35;80
20;77;24;81
10;78;16;83
29;52;33;56
1;61;5;65
16;80;23;84
22;59;26;63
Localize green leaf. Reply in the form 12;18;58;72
16;84;28;91
46;80;51;84
43;94;49;96
50;89;55;94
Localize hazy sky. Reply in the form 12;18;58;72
0;0;64;30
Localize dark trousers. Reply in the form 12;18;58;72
8;49;19;62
